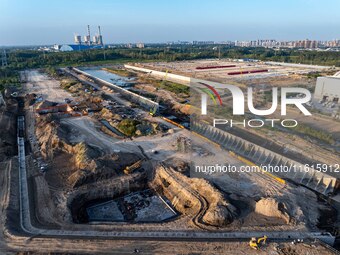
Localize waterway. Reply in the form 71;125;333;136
78;67;135;87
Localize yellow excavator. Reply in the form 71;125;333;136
249;235;267;250
124;160;143;175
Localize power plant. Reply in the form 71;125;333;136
74;25;103;46
59;25;104;51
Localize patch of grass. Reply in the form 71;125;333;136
61;80;78;90
45;66;58;77
103;67;136;77
117;119;140;137
140;77;189;96
162;81;189;95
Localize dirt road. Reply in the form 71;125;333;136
21;70;73;103
0;160;13;254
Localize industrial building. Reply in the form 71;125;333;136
59;25;104;51
136;42;145;48
59;44;102;51
314;73;340;103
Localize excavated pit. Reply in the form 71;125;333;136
68;171;180;224
86;189;178;223
67;164;240;227
69;172;148;223
31;113;336;231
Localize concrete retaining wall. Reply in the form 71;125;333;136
124;64;238;90
68;173;147;223
72;67;159;111
191;120;337;195
124;64;191;85
152;166;200;216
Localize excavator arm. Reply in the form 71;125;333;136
257;235;267;244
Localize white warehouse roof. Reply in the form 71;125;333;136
314;76;340;101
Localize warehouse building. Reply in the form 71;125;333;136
59;44;103;51
314;74;340;103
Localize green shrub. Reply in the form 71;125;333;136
117;119;140;136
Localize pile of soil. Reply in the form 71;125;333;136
255;198;290;223
152;165;237;227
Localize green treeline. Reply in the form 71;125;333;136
1;45;340;91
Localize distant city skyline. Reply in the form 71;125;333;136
1;0;340;46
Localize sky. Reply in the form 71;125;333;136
1;0;340;46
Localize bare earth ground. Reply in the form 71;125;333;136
24;70;329;232
21;70;74;103
0;69;338;254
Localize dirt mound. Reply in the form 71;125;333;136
255;197;290;223
73;142;103;169
152;165;237;228
190;178;237;226
100;108;115;120
203;203;236;226
68;83;83;93
36;100;58;109
68;152;141;187
36;120;67;159
36;119;103;160
36;119;141;188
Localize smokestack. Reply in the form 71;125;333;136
97;25;103;46
87;25;91;45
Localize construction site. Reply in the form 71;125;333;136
138;59;335;85
0;58;339;254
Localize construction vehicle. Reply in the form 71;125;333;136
249;235;267;250
124;160;143;175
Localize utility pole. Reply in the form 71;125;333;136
1;49;8;68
